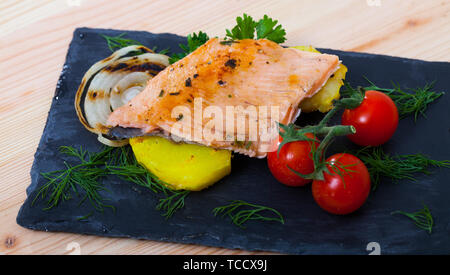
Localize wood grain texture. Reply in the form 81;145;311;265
0;0;449;255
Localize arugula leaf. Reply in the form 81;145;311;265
256;15;286;43
225;13;257;40
169;31;209;64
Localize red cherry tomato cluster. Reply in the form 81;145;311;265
267;90;399;215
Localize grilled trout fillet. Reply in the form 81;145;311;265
107;38;340;157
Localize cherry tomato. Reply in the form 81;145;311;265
312;153;370;215
342;90;398;146
267;133;318;187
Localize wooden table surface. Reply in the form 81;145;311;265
0;0;449;255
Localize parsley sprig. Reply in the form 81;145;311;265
213;200;284;228
225;13;257;40
392;204;434;234
169;31;209;64
168;14;287;64
225;14;286;43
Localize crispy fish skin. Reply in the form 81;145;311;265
107;38;340;157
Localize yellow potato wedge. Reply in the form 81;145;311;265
130;136;231;191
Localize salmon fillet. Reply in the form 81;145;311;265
107;38;340;157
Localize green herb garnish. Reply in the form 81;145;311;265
245;141;253;150
356;147;450;190
104;146;191;218
364;78;444;121
33;145;190;218
157;190;190;219
105;146;167;194
76;212;93;221
32;146;115;212
255;15;287;43
225;14;286;43
151;46;170;55
213;200;284;228
226;13;258;40
101;33;170;55
101;33;143;52
169;31;210;64
392;204;434;234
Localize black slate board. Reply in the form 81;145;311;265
17;28;450;255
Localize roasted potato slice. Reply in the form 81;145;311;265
130;136;231;191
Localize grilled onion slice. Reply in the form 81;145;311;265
75;45;169;146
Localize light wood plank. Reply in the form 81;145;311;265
0;0;449;255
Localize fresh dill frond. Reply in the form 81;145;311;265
76;212;93;221
213;200;284;228
105;146;189;217
392;204;434;234
32;146;116;212
34;145;190;218
150;46;170;55
364;78;444;122
157;190;190;219
356;147;450;190
169;31;209;64
101;33;143;52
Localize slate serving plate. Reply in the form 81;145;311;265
16;28;450;255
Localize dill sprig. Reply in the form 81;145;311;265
33;145;190;218
104;146;191;217
392;204;434;234
101;33;170;55
101;33;143;52
76;212;93;221
213;200;284;228
356;147;450;190
32;146;115;212
152;46;170;55
364;78;444;122
157;190;190;219
105;146;167;194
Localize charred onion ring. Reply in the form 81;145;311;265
75;45;169;146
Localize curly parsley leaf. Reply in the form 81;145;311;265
256;15;286;43
169;31;209;64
